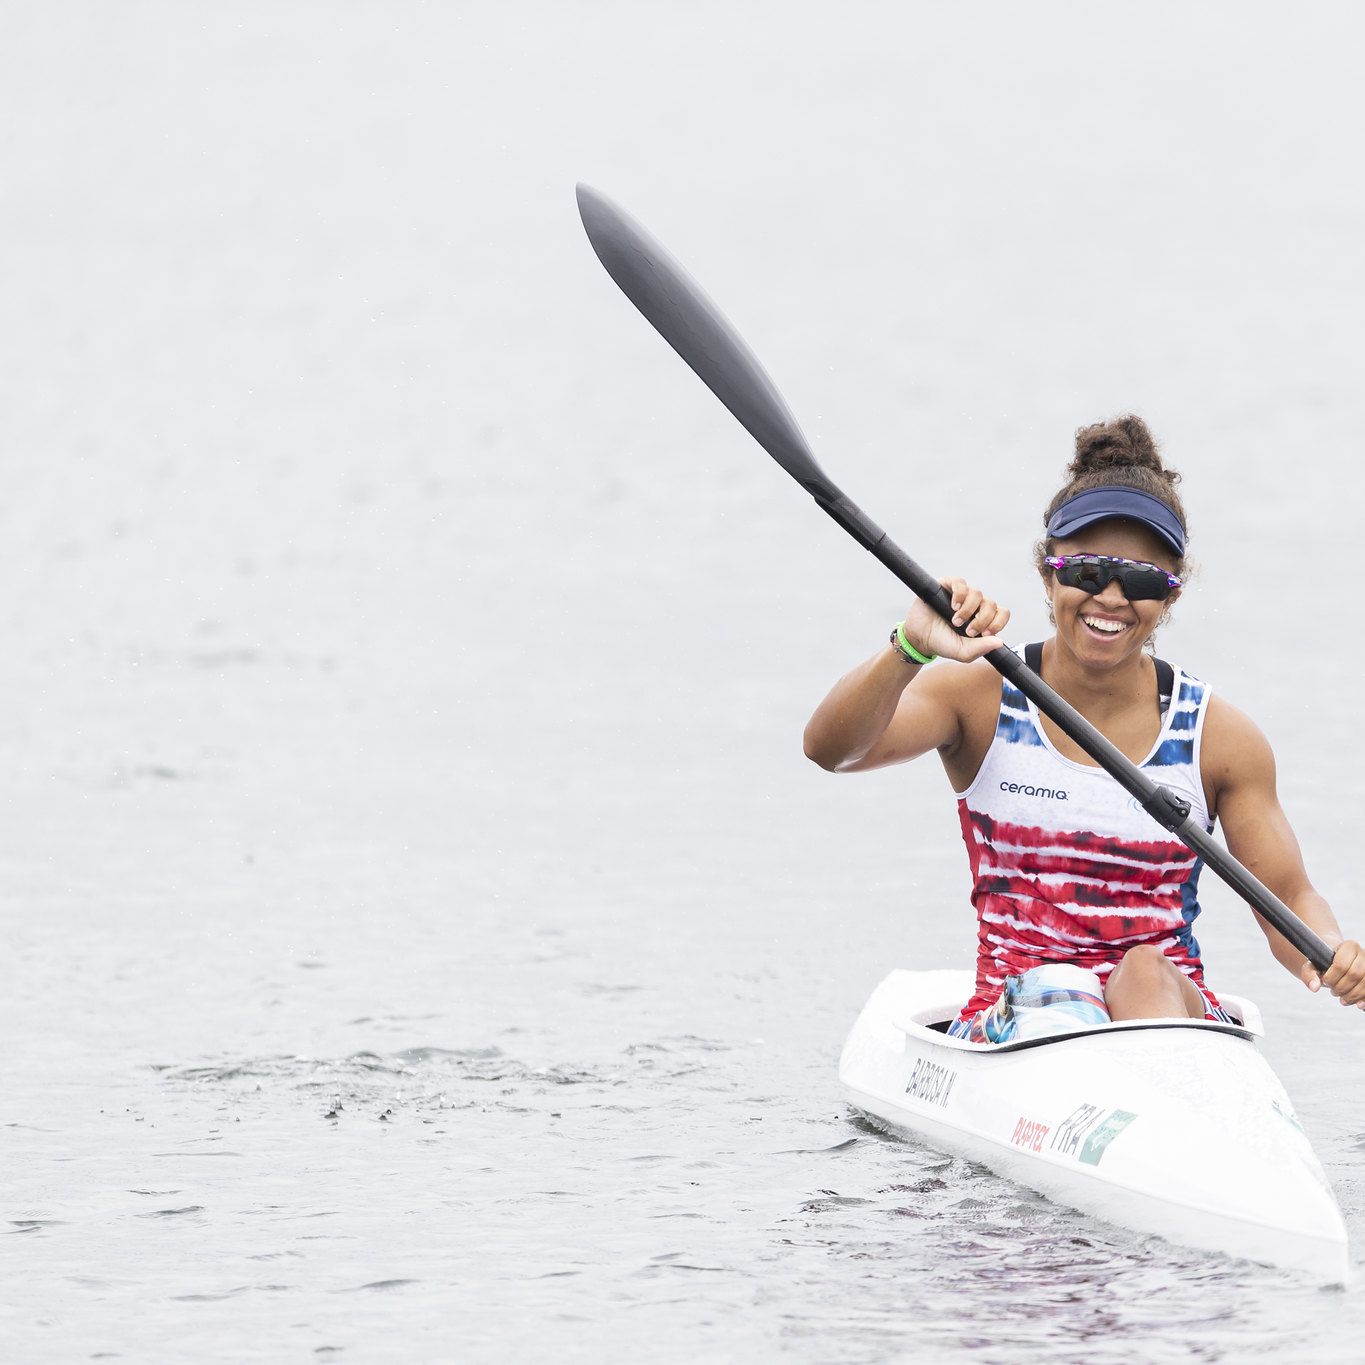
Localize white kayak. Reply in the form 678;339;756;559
840;969;1349;1281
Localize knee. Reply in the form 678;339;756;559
1112;945;1178;986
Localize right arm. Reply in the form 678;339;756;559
803;578;1009;773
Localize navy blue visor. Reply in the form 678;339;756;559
1045;487;1185;557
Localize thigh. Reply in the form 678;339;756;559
1176;968;1207;1018
1105;945;1204;1020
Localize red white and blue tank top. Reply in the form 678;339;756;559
954;647;1220;1020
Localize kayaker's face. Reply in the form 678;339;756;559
1044;519;1181;663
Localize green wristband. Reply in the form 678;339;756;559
891;621;937;665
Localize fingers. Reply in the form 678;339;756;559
943;577;1011;641
1319;939;1365;1009
900;578;1012;665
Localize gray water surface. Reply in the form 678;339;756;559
4;4;1364;1361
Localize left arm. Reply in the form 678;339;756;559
1203;696;1365;1007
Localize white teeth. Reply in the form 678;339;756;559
1082;616;1126;634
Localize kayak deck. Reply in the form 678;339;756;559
840;969;1349;1282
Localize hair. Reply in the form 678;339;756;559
1032;414;1189;578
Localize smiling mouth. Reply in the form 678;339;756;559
1080;615;1129;636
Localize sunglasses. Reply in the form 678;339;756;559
1045;554;1183;602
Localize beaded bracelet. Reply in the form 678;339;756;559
891;621;937;665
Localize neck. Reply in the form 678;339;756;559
1041;634;1155;714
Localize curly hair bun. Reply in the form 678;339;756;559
1037;413;1189;574
1070;415;1174;483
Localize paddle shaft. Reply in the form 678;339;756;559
576;184;1337;974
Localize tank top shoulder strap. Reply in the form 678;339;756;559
987;642;1044;750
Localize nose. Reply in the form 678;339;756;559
1091;578;1130;608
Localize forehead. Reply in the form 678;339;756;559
1052;518;1176;569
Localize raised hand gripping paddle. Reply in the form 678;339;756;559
576;183;1335;973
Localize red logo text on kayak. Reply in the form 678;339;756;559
1011;1116;1050;1152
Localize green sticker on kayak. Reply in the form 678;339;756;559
1078;1109;1138;1166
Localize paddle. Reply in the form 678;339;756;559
575;183;1336;974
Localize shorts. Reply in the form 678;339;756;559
948;962;1230;1044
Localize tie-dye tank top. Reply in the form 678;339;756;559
954;647;1220;1020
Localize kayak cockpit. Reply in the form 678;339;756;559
891;967;1263;1052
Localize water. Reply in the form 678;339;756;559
3;2;1364;1360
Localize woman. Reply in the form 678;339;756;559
803;416;1365;1037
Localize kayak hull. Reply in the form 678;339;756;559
840;969;1349;1282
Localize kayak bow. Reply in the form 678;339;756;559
840;970;1349;1281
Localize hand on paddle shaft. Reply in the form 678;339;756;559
1303;938;1365;1008
904;578;1011;663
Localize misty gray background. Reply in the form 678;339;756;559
3;3;1363;1362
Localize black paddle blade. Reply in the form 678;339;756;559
576;183;832;498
